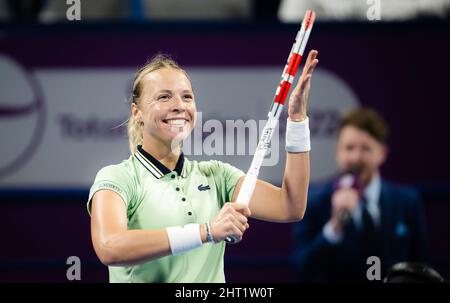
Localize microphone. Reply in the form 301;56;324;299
333;166;363;225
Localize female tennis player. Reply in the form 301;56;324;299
88;51;318;282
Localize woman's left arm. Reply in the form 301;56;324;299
232;50;318;223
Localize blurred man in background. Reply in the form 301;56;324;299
292;107;428;282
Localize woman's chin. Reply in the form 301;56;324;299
165;124;191;137
159;129;189;145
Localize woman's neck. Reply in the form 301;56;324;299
141;137;181;171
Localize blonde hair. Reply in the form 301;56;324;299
127;54;188;153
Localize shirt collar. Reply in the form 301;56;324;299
134;145;185;179
351;173;382;228
363;172;381;207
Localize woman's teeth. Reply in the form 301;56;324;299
166;119;186;126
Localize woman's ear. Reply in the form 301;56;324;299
131;103;142;123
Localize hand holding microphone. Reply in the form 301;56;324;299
329;167;363;232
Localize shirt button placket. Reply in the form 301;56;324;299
172;174;194;221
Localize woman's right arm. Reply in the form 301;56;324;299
91;189;250;266
91;189;173;266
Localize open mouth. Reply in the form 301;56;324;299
162;118;188;127
162;119;191;135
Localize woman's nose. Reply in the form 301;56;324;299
171;95;185;110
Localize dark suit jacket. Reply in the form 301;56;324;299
292;180;428;282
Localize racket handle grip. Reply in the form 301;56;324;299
225;175;257;244
236;174;257;205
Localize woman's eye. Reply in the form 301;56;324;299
158;95;170;101
184;95;193;100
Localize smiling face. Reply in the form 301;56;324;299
336;125;387;186
132;67;196;149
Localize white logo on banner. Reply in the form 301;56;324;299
0;55;45;179
0;56;359;188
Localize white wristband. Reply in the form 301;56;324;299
166;224;202;255
285;117;311;153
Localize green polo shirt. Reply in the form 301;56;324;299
87;145;244;283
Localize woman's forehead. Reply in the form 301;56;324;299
142;68;192;92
